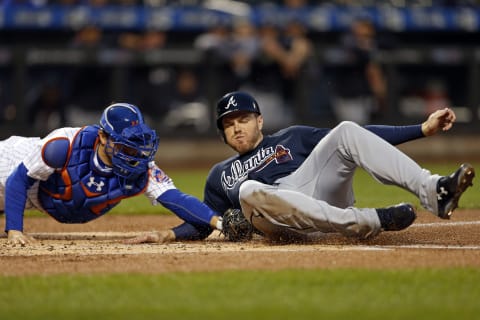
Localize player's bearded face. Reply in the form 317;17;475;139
222;112;263;154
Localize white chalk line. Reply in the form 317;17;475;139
1;241;480;257
1;220;479;256
412;220;480;228
0;220;476;241
381;244;480;250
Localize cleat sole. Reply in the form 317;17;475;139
441;164;475;219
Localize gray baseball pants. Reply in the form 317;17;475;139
239;121;440;240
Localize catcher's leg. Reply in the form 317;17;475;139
239;180;382;240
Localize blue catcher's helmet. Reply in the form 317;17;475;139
216;91;261;130
100;103;144;135
100;103;159;181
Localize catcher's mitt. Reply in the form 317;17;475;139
222;208;254;242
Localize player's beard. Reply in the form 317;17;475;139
227;125;263;155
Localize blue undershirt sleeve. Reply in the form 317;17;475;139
156;189;218;226
5;163;37;232
365;124;424;145
172;222;213;241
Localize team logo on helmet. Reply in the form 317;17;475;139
226;96;237;109
100;103;144;135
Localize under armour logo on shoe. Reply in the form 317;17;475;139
87;176;105;192
437;186;449;200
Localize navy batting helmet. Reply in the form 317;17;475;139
216;91;261;130
100;103;159;181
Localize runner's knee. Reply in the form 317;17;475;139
334;121;361;134
239;180;264;201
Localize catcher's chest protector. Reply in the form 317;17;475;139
38;126;148;223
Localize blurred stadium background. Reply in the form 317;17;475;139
1;0;479;163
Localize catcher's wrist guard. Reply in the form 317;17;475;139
221;208;254;242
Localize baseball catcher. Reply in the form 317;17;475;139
1;103;220;245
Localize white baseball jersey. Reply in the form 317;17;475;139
0;127;176;213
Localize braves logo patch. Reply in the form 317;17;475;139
274;145;293;164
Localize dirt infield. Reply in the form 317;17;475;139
1;210;480;276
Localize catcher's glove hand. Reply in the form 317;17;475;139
222;208;253;242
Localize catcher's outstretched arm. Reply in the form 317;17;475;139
124;221;217;244
157;189;218;226
172;221;215;240
5;163;36;232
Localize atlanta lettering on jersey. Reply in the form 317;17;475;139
221;145;292;190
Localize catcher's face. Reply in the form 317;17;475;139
222;111;263;155
98;130;113;166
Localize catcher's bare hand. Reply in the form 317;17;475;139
123;229;175;244
422;107;456;136
7;230;36;246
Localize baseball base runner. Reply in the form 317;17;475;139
202;91;475;242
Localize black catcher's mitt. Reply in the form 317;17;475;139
222;208;254;242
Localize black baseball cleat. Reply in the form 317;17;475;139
376;203;416;231
436;163;475;219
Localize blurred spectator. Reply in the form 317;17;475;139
55;0;81;5
116;0;142;5
278;20;314;107
255;19;314;125
26;79;67;135
118;29;172;121
283;0;309;9
170;68;204;106
194;24;230;56
251;22;284;93
331;18;388;125
67;24;113;125
142;30;168;51
194;19;261;97
239;21;313;131
118;30;167;52
162;68;210;133
86;0;109;6
0;66;15;125
71;24;103;49
227;18;261;88
194;23;235;96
